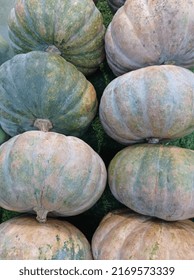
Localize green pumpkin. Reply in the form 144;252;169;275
0;51;97;137
109;144;194;221
8;0;105;75
0;216;92;260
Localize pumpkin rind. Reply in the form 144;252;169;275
0;51;97;137
0;131;107;221
100;65;194;145
107;0;126;13
0;126;10;145
105;0;194;76
0;216;92;260
108;144;194;221
92;209;194;260
8;0;105;75
0;35;9;65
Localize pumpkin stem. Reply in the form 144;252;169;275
45;45;61;55
34;207;48;223
34;118;53;132
147;137;160;144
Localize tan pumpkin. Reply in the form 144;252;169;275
92;209;194;260
108;144;194;221
0;215;92;260
99;65;194;145
0;131;107;222
105;0;194;75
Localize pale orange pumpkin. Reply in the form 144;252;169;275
0;215;92;260
105;0;194;75
92;209;194;260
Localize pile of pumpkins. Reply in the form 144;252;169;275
1;0;194;260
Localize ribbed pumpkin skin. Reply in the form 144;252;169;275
105;0;194;76
0;131;107;222
8;0;105;75
0;35;9;65
109;145;194;221
0;51;97;137
107;0;126;13
0;216;92;260
100;65;194;145
92;209;194;260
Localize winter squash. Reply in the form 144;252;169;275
0;35;9;65
92;209;194;260
8;0;105;75
0;51;97;137
105;0;194;76
0;131;107;222
107;0;126;13
0;215;92;260
108;144;194;221
100;65;194;145
0;126;9;145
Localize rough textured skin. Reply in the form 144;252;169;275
108;144;194;221
105;0;194;76
8;0;105;75
0;216;92;260
0;35;9;65
0;51;98;137
108;0;126;13
100;65;194;145
92;209;194;260
0;131;107;222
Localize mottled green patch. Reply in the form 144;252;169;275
149;242;159;260
52;238;85;260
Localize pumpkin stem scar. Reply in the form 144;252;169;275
34;119;53;132
45;45;61;55
146;137;160;144
33;207;49;223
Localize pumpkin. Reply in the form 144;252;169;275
105;0;194;76
8;0;105;75
0;126;9;145
107;0;126;13
0;131;107;222
0;215;92;260
0;51;97;137
108;144;194;221
92;209;194;260
100;65;194;145
0;35;9;65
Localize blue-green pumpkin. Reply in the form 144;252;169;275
0;51;97;137
8;0;105;75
